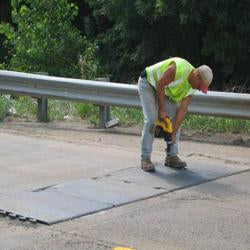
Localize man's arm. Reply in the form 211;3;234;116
156;63;176;120
172;95;192;141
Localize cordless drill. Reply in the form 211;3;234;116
155;117;173;155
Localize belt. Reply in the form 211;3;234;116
140;69;147;78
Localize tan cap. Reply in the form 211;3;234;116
197;65;213;87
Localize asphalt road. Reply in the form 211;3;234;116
0;122;249;250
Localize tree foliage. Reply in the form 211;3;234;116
85;0;250;91
0;0;101;78
0;0;249;91
0;1;11;64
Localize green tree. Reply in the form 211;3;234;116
173;0;250;91
85;0;250;92
0;1;11;65
0;0;100;78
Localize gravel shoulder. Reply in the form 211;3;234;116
1;119;250;146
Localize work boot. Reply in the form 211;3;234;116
165;155;187;169
141;159;155;172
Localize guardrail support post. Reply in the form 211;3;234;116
34;72;49;122
99;105;110;128
37;97;48;122
95;77;110;128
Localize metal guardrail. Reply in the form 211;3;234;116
0;70;249;127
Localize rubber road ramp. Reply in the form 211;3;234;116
0;161;244;224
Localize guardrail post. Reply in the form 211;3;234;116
95;77;110;128
99;105;110;128
37;97;48;122
34;72;49;122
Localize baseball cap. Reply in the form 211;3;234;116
197;65;213;93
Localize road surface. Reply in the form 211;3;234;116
0;122;249;250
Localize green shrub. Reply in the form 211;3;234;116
11;96;37;120
110;107;143;126
48;100;78;121
74;103;99;124
0;95;8;121
182;114;250;133
0;0;102;79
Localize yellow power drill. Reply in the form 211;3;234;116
155;117;173;155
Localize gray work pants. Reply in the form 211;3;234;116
138;76;180;160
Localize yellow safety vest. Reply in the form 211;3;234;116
145;57;196;102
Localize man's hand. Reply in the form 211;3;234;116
158;109;171;130
158;109;168;121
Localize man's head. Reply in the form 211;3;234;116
189;65;213;93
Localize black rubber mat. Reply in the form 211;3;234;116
0;161;243;224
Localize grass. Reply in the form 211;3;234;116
182;114;250;134
0;96;7;121
0;95;249;134
110;107;144;126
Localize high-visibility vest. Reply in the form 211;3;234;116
145;57;196;102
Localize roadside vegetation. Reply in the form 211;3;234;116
0;95;249;134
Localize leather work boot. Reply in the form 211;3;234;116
165;155;187;169
141;159;155;172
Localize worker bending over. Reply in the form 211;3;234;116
138;57;213;172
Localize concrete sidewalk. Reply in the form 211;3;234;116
0;123;249;249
